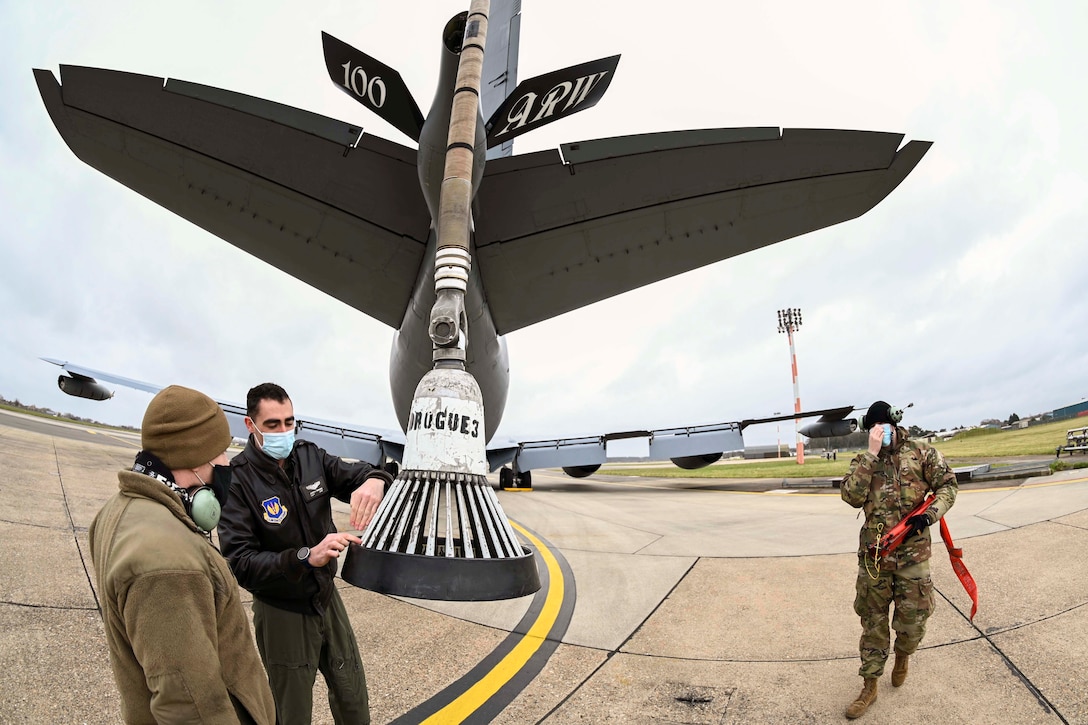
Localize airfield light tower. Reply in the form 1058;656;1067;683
773;411;782;458
777;308;804;464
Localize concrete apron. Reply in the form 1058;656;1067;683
2;417;1085;723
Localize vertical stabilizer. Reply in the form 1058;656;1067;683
482;0;520;159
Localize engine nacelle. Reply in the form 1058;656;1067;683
57;374;113;401
670;452;723;470
562;464;601;478
799;418;859;439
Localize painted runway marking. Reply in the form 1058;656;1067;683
392;522;575;725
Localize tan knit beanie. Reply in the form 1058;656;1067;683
141;385;231;470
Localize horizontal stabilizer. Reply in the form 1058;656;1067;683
321;32;424;142
484;55;620;148
476;129;931;334
33;65;429;330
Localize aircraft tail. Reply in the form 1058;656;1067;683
321;31;425;142
482;0;521;159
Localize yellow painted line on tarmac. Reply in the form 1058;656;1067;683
75;424;142;446
420;521;563;724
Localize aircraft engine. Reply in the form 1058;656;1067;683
562;464;601;478
57;374;113;401
671;452;723;470
799;419;859;439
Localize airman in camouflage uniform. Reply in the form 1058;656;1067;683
839;401;957;719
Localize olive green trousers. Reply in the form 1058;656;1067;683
252;589;369;725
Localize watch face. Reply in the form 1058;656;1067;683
297;547;310;561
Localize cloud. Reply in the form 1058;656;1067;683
2;0;1085;453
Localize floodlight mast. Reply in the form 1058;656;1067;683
777;308;804;464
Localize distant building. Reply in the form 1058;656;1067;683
744;444;793;460
1052;401;1088;422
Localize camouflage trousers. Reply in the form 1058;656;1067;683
853;560;935;678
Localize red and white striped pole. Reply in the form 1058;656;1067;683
777;308;804;464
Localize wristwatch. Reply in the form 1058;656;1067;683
296;546;313;568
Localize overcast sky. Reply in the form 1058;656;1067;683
2;0;1086;453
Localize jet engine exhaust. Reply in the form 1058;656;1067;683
343;0;539;601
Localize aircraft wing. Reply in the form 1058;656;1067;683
474;128;931;334
490;405;857;477
34;65;431;330
41;359;405;465
42;358;845;478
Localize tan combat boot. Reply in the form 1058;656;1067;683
845;677;878;719
891;650;909;687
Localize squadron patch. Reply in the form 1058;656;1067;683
261;496;288;524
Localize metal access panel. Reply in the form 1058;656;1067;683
649;423;744;460
515;436;606;472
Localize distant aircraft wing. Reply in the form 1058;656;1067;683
494;405;856;477
42;357;162;395
741;406;856;430
474;128;931;334
40;359;405;464
34;66;431;330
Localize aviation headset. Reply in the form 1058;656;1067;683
133;451;229;534
861;401;913;430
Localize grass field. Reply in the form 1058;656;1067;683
598;417;1087;479
0;403;138;433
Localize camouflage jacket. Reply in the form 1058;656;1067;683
841;427;958;570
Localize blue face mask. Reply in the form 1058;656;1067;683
258;428;295;460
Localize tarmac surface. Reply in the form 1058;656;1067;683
2;408;1087;724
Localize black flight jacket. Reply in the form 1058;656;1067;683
218;437;392;615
